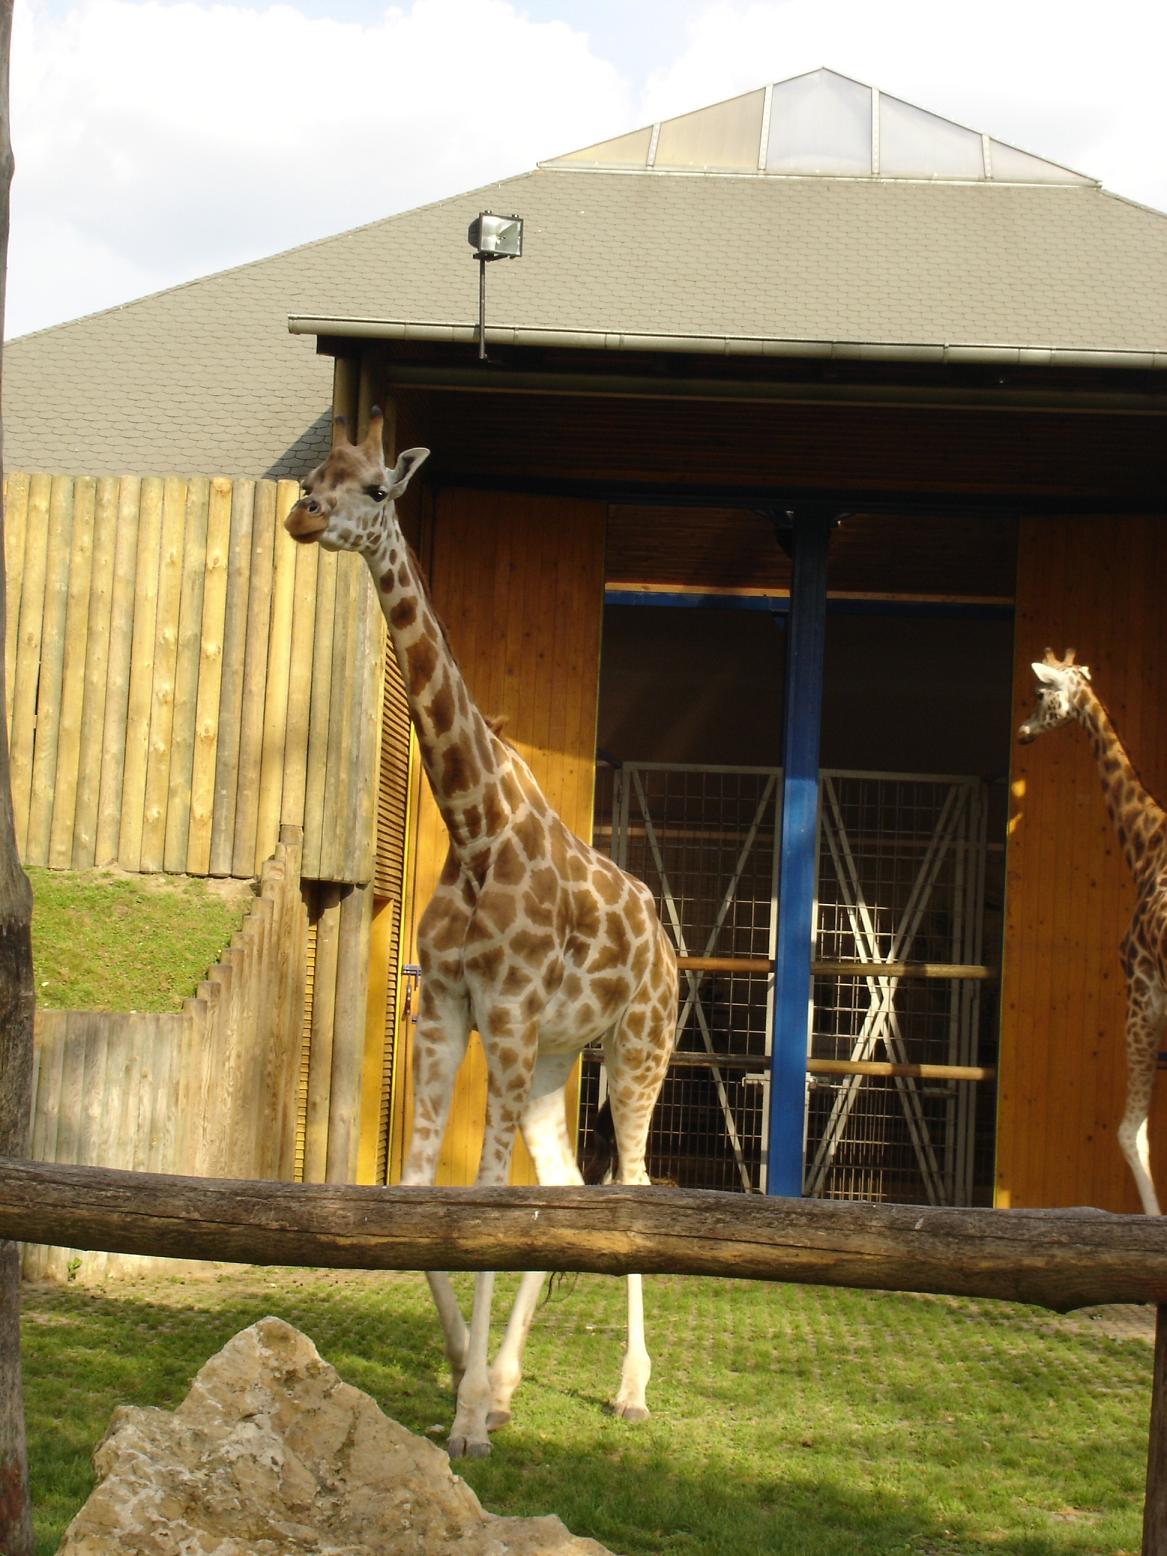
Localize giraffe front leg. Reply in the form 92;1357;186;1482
400;979;472;1390
446;1011;537;1459
1118;991;1163;1216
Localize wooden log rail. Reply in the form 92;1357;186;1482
0;1157;1163;1311
3;1158;1167;1549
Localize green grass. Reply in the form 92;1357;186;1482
27;868;251;1012
20;1268;1152;1554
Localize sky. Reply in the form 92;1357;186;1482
6;0;1166;339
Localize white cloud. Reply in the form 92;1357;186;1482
6;0;1166;338
7;0;634;335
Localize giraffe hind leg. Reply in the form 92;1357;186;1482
446;1014;541;1458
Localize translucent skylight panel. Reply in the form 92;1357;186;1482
654;89;765;170
546;126;652;168
879;95;985;179
988;139;1094;184
766;70;871;175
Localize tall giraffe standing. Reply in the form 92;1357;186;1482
286;410;678;1457
1018;648;1167;1215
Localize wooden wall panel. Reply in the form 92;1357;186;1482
392;489;606;1186
999;515;1167;1211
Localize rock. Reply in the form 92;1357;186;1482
57;1316;614;1555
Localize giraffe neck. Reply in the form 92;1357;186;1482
365;528;509;861
1073;682;1167;882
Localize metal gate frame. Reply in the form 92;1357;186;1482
806;772;988;1205
599;762;992;1203
611;763;781;1192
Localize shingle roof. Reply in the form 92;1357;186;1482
5;70;1165;480
292;169;1167;363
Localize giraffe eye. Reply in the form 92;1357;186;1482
367;485;388;503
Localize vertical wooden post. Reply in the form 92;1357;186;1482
767;508;831;1198
0;0;34;1545
1144;1304;1167;1554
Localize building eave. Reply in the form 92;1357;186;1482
287;315;1167;372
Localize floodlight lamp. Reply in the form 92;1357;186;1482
467;212;523;260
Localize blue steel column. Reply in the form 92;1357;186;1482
767;510;831;1197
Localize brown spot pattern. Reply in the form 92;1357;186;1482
427;676;455;736
441;744;477;795
408;632;439;696
492;837;525;885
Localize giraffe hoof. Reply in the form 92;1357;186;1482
447;1434;492;1460
486;1408;512;1432
611;1402;650;1424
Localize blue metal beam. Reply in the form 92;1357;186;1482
767;512;832;1197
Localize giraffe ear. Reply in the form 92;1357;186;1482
1032;661;1060;685
388;447;430;497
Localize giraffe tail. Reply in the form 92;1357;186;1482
580;1099;618;1185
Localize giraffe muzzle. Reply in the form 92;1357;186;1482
284;503;328;545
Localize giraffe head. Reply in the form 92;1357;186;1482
285;406;429;554
1018;647;1092;744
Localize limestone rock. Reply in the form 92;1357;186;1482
57;1315;613;1555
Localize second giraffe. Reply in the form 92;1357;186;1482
1019;647;1167;1215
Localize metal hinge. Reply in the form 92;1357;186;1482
402;963;422;1024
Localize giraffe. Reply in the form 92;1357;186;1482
285;408;678;1458
1018;647;1167;1215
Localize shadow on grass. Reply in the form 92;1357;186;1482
20;1270;1147;1556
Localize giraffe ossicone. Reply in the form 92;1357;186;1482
287;409;679;1456
1019;647;1167;1216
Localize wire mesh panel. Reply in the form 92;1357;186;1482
586;764;990;1202
587;763;779;1190
807;772;987;1205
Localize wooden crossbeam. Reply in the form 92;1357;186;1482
677;954;995;980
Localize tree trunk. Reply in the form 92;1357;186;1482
0;2;35;1549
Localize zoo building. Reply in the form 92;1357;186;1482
6;69;1166;1244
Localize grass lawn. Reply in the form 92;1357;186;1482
21;1266;1152;1555
27;867;251;1012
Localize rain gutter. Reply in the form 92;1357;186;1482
288;315;1167;373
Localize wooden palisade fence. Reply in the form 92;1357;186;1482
0;1172;1165;1550
1;468;412;1221
24;827;308;1281
3;471;382;884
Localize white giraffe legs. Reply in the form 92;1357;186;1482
445;1018;542;1458
613;1273;651;1422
